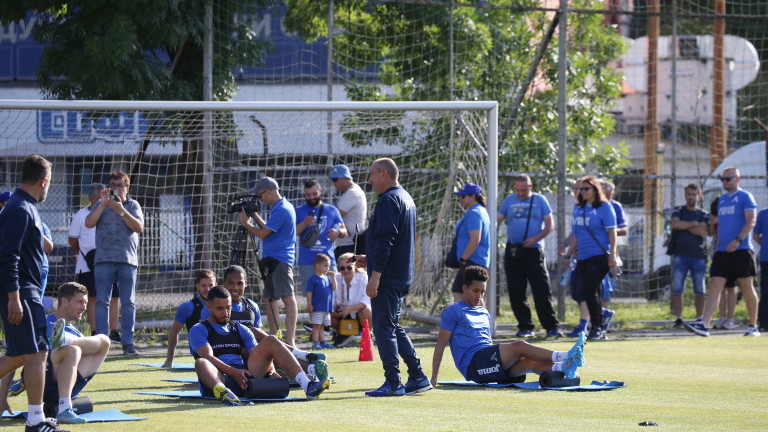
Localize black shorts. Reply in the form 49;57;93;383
77;272;118;298
465;345;525;384
0;296;49;356
199;364;249;398
710;249;756;281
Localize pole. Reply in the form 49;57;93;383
556;0;568;321
645;0;662;285
201;0;214;268
326;0;334;167
710;0;727;169
670;0;678;211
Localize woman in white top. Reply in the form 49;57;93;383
331;252;372;346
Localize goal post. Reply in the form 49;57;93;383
0;99;500;330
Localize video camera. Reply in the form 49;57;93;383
227;193;261;214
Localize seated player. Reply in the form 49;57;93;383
191;286;330;405
431;266;586;387
163;269;217;368
1;282;110;424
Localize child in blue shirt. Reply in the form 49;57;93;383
306;253;337;349
431;266;586;386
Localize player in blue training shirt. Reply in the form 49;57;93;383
685;167;761;337
431;266;586;387
189;286;330;405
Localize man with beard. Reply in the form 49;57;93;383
295;179;346;296
0;155;68;431
190;286;330;404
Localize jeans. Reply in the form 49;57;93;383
503;246;559;331
94;262;137;345
671;255;707;296
370;283;424;385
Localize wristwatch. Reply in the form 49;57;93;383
734;236;743;243
119;210;126;217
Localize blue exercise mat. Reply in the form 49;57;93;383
136;390;312;402
2;409;145;422
438;379;625;391
131;362;195;370
161;377;302;387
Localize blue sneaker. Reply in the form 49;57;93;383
306;352;326;362
305;378;331;398
320;341;337;349
311;342;323;350
563;346;585;379
587;328;607;341
56;408;87;424
546;329;563;338
365;381;406;397
515;329;534;338
404;376;432;395
8;378;25;397
568;331;587;366
566;327;585;338
602;309;616;331
684;321;710;337
308;359;329;382
213;382;240;406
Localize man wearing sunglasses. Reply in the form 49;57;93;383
685;167;761;337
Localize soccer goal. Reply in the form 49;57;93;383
0;100;500;326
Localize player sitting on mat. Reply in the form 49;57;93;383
431;266;586;387
1;282;111;424
191;286;330;405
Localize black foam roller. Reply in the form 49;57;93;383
539;371;580;388
44;396;93;418
245;378;290;399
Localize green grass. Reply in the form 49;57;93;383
4;336;766;431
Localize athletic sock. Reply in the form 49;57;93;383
551;363;564;372
58;397;72;414
552;351;568;362
294;371;311;391
292;348;309;361
26;404;44;426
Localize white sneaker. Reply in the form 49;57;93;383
744;326;761;337
722;319;736;330
712;318;724;330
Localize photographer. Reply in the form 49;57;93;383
238;177;298;347
84;171;144;356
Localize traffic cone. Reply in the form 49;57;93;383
358;319;375;361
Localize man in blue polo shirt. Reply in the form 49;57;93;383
685;167;761;337
239;177;298;347
0;154;68;432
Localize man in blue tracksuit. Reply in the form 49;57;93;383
362;158;431;397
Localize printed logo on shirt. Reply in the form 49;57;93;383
574;216;590;226
720;206;735;216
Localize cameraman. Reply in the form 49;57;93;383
238;177;298;347
84;171;144;356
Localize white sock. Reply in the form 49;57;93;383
552;363;564;372
61;331;78;347
58;397;72;414
552;351;568;362
26;404;44;426
292;348;308;361
294;371;311;391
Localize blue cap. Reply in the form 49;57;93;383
0;191;11;202
329;165;352;180
455;183;483;196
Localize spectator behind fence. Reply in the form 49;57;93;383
708;196;738;330
685;166;761;337
599;181;628;331
84;171;144;356
238;176;298;347
295;179;346;296
497;174;560;338
567;175;617;341
329;165;368;260
68;183;120;336
450;183;490;303
0;154;63;431
669;184;710;328
332;252;371;347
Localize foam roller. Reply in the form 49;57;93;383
44;396;93;418
539;371;580;387
245;378;290;399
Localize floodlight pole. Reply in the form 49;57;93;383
556;0;568;321
200;0;214;268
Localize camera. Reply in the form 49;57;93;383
110;189;120;201
227;193;261;214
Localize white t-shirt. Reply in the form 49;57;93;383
334;271;371;318
68;206;96;274
336;183;367;246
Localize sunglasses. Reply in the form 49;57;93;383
339;266;354;271
331;178;340;182
719;176;734;182
579;186;593;192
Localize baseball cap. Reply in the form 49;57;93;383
0;191;12;202
455;183;483;196
329;165;352;180
254;177;279;192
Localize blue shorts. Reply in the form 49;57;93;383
199;364;249;398
671;255;707;295
0;296;49;356
601;274;615;301
43;361;93;404
465;345;525;384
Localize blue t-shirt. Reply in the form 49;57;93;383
174;295;204;326
572;202;617;260
263;197;296;265
671;206;710;259
611;200;628;228
497;193;552;248
366;186;416;286
188;320;257;367
440;301;493;380
455;204;491;267
754;208;768;262
46;313;84;339
717;189;757;251
295;203;344;267
306;274;334;312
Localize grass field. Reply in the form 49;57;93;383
3;334;766;431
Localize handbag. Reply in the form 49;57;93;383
507;195;535;261
445;218;465;268
300;205;324;248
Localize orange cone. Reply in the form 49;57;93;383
358;319;375;361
